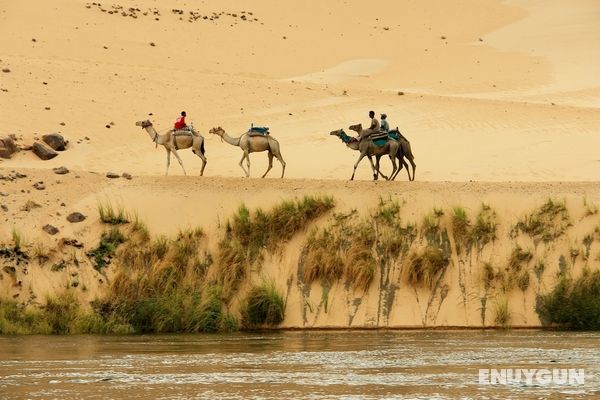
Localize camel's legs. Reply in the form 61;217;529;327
408;158;416;181
367;155;379;180
171;148;187;176
240;152;250;178
389;155;398;181
275;152;286;178
165;149;171;176
192;142;207;176
351;153;367;180
262;152;274;178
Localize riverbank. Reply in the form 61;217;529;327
1;169;599;332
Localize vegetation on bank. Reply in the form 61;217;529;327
216;195;335;297
537;269;600;330
3;194;600;333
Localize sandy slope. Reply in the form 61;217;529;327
0;0;598;181
1;170;599;327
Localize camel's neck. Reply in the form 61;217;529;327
336;132;359;150
220;131;241;147
346;141;359;151
144;126;167;145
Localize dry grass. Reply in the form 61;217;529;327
494;296;511;329
404;246;449;288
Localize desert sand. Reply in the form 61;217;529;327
1;0;599;328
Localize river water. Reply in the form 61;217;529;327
0;330;598;399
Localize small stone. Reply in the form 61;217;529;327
33;182;45;190
67;212;86;223
397;91;405;96
42;224;59;235
122;172;132;180
0;136;18;159
150;42;156;47
106;172;120;178
1;68;10;73
53;166;69;175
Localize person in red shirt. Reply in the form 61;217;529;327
174;111;187;130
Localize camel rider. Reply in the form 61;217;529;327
380;113;389;132
174;111;187;130
360;110;380;140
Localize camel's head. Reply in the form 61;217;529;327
209;126;224;136
330;129;354;144
348;123;362;133
136;120;152;129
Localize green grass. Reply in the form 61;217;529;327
11;227;23;250
217;196;335;296
470;204;497;250
87;228;126;272
241;279;285;328
507;245;533;272
513;199;570;243
98;201;130;225
536;269;600;330
452;206;470;254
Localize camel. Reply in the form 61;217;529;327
135;120;207;176
330;128;398;181
349;124;416;181
209;126;286;178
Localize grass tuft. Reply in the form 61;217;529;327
512;199;570;243
536;269;600;330
98;201;130;225
404;246;450;288
494;296;511;329
241;279;285;328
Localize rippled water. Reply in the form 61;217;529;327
1;331;599;399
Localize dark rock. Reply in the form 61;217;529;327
32;142;58;160
106;172;120;178
42;133;67;151
0;136;18;159
53;166;69;175
67;212;86;223
1;204;7;212
42;224;59;235
33;182;45;190
122;172;132;180
61;238;84;248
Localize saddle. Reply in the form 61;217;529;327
388;128;408;142
248;126;270;136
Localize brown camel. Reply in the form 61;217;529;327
330;128;398;181
135;120;207;176
349;124;416;181
209;126;286;178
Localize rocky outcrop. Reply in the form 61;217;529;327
32;142;58;160
0;136;18;159
42;134;67;151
